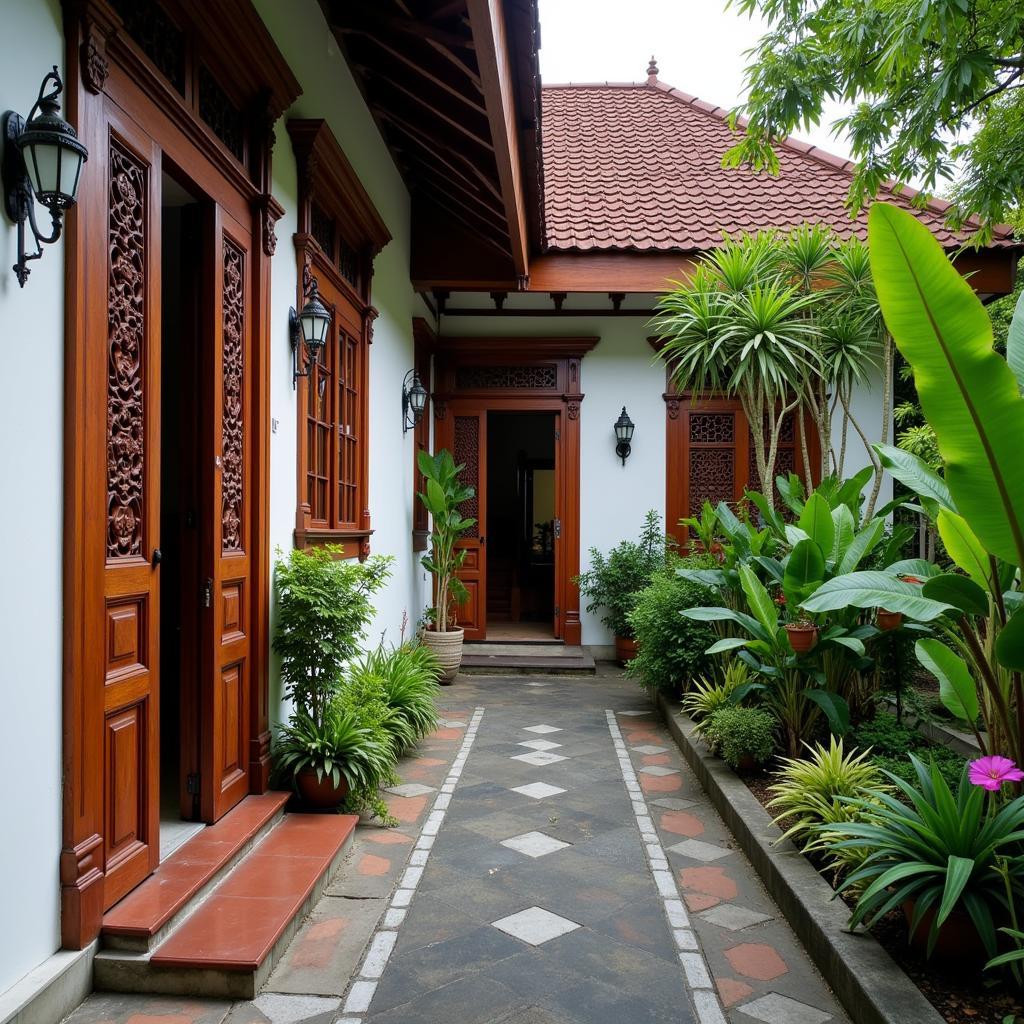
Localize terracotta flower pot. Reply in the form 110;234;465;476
296;769;349;810
421;626;465;684
902;900;987;964
615;634;639;665
784;623;819;654
876;608;903;632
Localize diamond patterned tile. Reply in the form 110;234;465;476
698;903;771;931
618;710;650;716
385;783;436;798
523;725;562;734
638;765;679;777
519;739;562;752
736;992;833;1024
492;906;581;945
499;831;571;859
511;751;568;766
510;782;566;800
651;797;697;810
631;744;668;755
668;839;732;862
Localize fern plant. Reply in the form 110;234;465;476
682;660;749;732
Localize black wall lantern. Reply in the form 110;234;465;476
614;406;635;465
2;66;88;286
402;369;427;433
290;277;332;389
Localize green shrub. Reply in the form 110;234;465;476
682;661;749;730
575;510;674;638
703;706;777;770
767;737;887;875
348;644;441;753
625;555;717;691
849;715;966;794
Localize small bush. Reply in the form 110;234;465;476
625;555;717;691
682;661;749;730
703;706;777;770
767;737;887;876
849;715;966;794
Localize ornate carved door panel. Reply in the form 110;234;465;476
198;206;253;822
437;408;488;640
101;111;162;910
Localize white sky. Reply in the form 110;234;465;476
537;0;854;161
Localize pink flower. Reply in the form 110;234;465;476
969;756;1024;791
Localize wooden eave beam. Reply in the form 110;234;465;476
329;5;475;51
466;0;529;280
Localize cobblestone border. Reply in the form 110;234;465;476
653;693;945;1024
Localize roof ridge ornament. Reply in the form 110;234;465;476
646;56;659;85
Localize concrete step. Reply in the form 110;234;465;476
94;813;356;999
461;643;596;675
100;792;289;954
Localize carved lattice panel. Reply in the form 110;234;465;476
199;65;244;160
106;142;147;560
221;238;245;551
453;415;480;537
689;412;734;444
688;449;734;517
454;365;557;390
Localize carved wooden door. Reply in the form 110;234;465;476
101;113;162;909
197;206;253;822
444;408;487;640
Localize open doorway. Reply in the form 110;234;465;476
486;411;557;641
159;171;205;857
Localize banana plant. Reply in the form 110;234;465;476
800;203;1024;761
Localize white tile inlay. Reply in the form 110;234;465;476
511;750;567;766
618;710;650;716
631;744;668;755
693;989;729;1024
679;952;713;989
667;838;732;862
492;906;581;945
510;782;566;800
251;995;340;1024
638;765;680;777
343;981;377;1014
523;724;561;734
652;797;697;810
361;932;397;978
384;783;436;798
500;831;570;858
440;719;467;728
518;739;562;751
736;993;833;1024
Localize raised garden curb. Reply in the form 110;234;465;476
653;691;945;1024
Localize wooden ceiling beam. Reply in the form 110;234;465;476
393;145;507;222
424;193;512;256
410;163;508;230
466;0;529;280
330;5;475;51
424;38;482;89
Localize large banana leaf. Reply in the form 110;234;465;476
801;571;953;621
1008;290;1024;392
936;510;993;589
873;444;954;512
783;538;825;607
798;492;834;554
868;203;1024;568
916;638;980;723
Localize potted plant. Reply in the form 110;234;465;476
875;608;903;631
271;544;393;807
417;449;476;683
575;510;674;664
701;706;776;773
784;619;819;653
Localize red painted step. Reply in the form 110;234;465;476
102;791;289;949
151;813;356;971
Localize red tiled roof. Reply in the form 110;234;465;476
540;80;1018;252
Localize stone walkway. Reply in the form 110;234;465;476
64;668;849;1024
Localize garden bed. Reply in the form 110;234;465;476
658;694;1020;1024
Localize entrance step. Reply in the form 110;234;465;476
94;810;356;999
461;643;596;675
101;791;289;953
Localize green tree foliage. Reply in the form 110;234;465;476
726;0;1024;240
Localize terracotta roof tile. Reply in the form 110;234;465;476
540;81;1018;252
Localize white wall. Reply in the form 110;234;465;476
0;0;65;994
439;309;667;645
253;0;433;714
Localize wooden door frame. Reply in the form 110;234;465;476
433;337;599;646
59;1;298;949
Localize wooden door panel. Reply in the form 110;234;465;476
451;411;487;640
101;108;162;909
200;209;252;822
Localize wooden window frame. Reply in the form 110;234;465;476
288;120;391;558
412;318;435;551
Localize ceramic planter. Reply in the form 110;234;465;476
422;626;465;683
784;623;819;654
876;608;903;632
296;769;350;810
902;900;986;964
615;634;638;665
